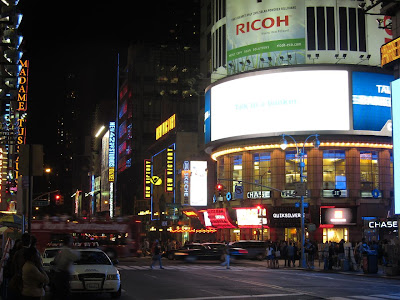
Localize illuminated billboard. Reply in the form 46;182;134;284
392;78;400;215
189;161;208;206
320;207;356;225
226;0;305;72
207;69;349;142
236;207;267;228
352;72;394;132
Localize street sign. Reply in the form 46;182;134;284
235;185;243;199
32;200;49;207
294;182;307;196
295;202;309;208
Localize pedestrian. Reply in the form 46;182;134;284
323;241;329;270
143;238;150;256
266;243;275;268
21;246;49;300
52;235;80;300
220;243;230;269
286;242;295;267
4;238;22;300
9;232;31;300
282;241;288;267
150;240;164;269
304;240;315;269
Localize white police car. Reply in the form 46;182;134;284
69;248;121;298
42;247;61;273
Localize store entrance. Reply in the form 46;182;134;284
323;228;349;243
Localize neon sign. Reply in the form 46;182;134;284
144;160;152;199
156;114;175;140
165;145;175;193
108;122;115;182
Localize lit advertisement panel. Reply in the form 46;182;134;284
392;78;400;215
352;72;394;132
320;207;356;225
226;0;305;73
209;70;349;142
236;208;267;228
189;161;207;206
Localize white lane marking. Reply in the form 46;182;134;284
369;296;400;300
166;293;305;300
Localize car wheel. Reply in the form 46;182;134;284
168;253;175;260
256;254;264;261
105;249;117;260
111;286;121;298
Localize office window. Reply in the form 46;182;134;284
323;150;346;190
233;155;242;184
306;7;316;50
253;152;271;191
285;151;307;188
360;151;379;190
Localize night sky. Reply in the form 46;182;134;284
17;1;153;147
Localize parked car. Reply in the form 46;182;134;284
173;243;248;261
230;240;267;260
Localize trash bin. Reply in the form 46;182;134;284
362;254;378;274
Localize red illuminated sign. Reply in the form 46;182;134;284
206;208;236;229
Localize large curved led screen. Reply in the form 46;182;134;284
206;70;350;143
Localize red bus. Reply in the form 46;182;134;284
31;216;142;259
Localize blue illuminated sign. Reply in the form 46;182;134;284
352;72;394;131
204;90;211;144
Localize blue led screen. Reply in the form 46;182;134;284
352;72;394;131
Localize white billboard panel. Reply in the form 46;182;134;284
392;79;400;215
189;161;208;206
210;70;350;142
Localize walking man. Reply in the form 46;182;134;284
150;240;164;269
221;243;231;269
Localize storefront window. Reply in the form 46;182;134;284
284;228;298;243
253;152;271;191
323;228;349;243
323;150;346;189
285;151;307;189
360;151;379;190
217;157;224;181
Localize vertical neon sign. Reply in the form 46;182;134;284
108;122;116;218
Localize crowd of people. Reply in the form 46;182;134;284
1;233;79;300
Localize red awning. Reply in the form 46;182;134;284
206;208;236;229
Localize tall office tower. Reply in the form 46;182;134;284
116;0;201;216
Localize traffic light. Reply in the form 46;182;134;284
215;183;224;196
59;195;64;205
55;194;61;205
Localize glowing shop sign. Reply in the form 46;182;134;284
156;114;176;140
381;36;400;66
165;145;175;193
236;207;267;228
109;182;114;218
320;207;356;225
368;221;398;228
182;161;190;205
17;60;29;112
108;122;116;182
144;160;152;199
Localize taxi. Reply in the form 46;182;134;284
69;248;121;298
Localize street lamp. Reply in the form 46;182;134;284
280;134;320;268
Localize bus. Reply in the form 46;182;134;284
31;216;142;259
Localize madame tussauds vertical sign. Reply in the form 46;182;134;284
226;0;305;73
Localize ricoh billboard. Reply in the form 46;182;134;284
227;0;306;69
204;67;393;144
225;0;391;75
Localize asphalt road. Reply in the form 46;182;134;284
70;258;400;300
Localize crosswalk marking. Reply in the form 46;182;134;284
117;265;267;271
328;295;400;300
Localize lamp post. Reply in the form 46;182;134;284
280;134;320;268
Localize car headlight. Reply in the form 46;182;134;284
106;274;120;280
70;275;79;281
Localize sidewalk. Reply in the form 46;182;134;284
276;259;400;280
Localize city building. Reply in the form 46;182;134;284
198;0;396;244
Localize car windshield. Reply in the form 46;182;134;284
74;251;111;265
43;249;60;258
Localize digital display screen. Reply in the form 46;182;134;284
352;72;394;132
209;70;350;142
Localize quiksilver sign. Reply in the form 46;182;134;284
272;213;304;219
